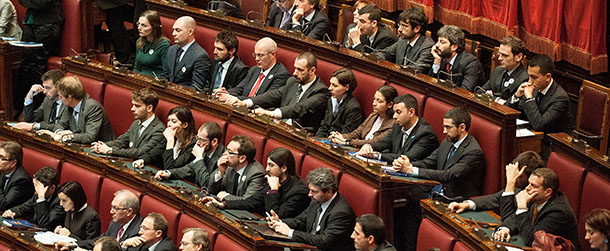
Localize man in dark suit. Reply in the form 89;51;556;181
428;25;485;91
0;141;34;211
379;6;435;73
15;70;68;132
357;94;439;163
237;52;330;132
205;31;248;94
93;0;132;64
121;213;177;251
269;167;355;251
346;5;397;53
267;0;295;29
2;166;65;230
155;122;226;188
482;36;529;105
494;168;580;247
161;16;211;91
42;76;115;144
285;0;330;40
216;37;290;102
351;214;397;251
91;88;165;161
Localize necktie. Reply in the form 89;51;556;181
137;123;144;138
443;145;457;170
291;85;303;105
49;102;58;123
402;44;412;65
248;73;265;97
500;71;509;88
233;173;240;195
332;101;340;117
0;175;5;192
116;226;124;241
536;92;544;104
401;132;409;149
174;48;184;74
445;62;451;73
311;204;322;233
204;155;210;167
532;206;538;224
213;64;224;90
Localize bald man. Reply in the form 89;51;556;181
215;37;290;103
161;16;211;91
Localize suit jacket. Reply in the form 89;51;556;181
315;94;363;137
79;214;144;249
428;51;486;92
228;63;290;100
371;118;439;163
93;0;127;10
208;161;266;201
251;76;330;132
284;193;355;251
127;236;177;251
106;115;166;160
52;95;116;144
162;42;211;91
19;0;64;25
266;4;294;29
24;97;68;128
380;35;435;73
169;144;226;188
352;25;397;53
207;56;248;93
65;206;101;242
0;0;22;40
412;134;486;199
161;137;197;170
0;165;34;211
9;192;65;230
510;80;573;133
342;113;394;148
373;240;397;251
289;10;330;40
472;188;524;221
482;64;529;101
499;192;579;247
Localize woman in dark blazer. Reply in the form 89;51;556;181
315;68;363;138
54;181;101;242
161;106;197;170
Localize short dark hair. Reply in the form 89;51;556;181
200;122;223;142
58;181;88;210
397;6;428;35
168;106;197;152
306;168;337;193
393;94;419;115
528;54;554;75
267;148;296;176
437;25;465;52
531;168;559;193
444;107;471;131
232;135;256;162
147;212;169;238
132;88;159;111
500;35;526;57
356;214;386;245
215;30;239;53
33;166;59;187
0;141;22;166
512;151;544;177
377;85;398;118
331;68;358;94
358;4;381;23
296;51;317;70
41;70;65;84
94;236;121;251
585;208;610;239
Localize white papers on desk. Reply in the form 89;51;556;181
349;152;387;165
516;119;529;126
505;246;524;251
8;41;43;47
516;128;535;137
33;231;77;245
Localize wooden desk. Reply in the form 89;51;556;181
0;41;22;120
515;130;544;155
549;132;610;177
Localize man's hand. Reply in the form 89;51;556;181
203;196;225;208
54;241;77;251
121;236;146;248
514;82;532;98
356;144;376;158
516;189;537;210
266;209;280;223
155;170;170;181
431;44;442;63
91;141;111;154
504;162;526;193
523;83;535;99
133;159;145;169
13;122;35;131
26;84;44;100
493;228;511;242
217;155;229;176
328;131;346;145
192;143;206;159
217;191;230;201
54;226;71;236
253;108;273;117
56;130;74;142
2;210;15;219
392;156;413;174
270;220;292;236
33;179;49;200
292;8;304;24
448;201;470;213
347;27;361;46
266;175;280;190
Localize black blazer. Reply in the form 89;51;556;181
207;56;249;93
228;63;290;100
169;144;226;188
289;10;330;40
510;81;573;133
161;137;197;170
315;94;363;137
371;118;439;163
284;193;356;251
0;165;34;211
65;206;101;242
126;236;177;251
106;116;166;160
52;95;116;144
24;97;68;127
482;64;529;101
266;4;294;29
9;192;65;230
380;35;435;73
162;42;211;91
208;161;266;201
19;0;64;25
472;188;525;221
428;51;486;92
250;76;330;132
352;25;397;53
412;134;486;198
79;214;144;249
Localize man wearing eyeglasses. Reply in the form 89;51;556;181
267;0;295;29
215;37;289;103
0;141;34;211
14;70;67;132
121;213;177;251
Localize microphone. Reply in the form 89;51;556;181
431;191;464;204
207;1;236;17
246;11;265;28
401;57;431;74
323;33;341;50
362;45;383;62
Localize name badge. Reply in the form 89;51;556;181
504;78;514;87
316;225;321;232
268;74;274;80
148;49;154;55
129;142;134;148
181;66;187;73
241;175;246;182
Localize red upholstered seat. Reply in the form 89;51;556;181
262;139;305;175
469;114;501;195
352;71;386;117
153;100;180;125
416;218;455;251
214;234;248;251
177;214;218;249
0;244;11;251
98;179;142;232
22;148;60;176
195;26;218;57
191;110;227;143
422;97;452;142
139;195;181;241
453;241;473;251
578;173;610;250
338;174;378;216
276;47;299;74
48;0;83;69
60;162;102;212
160;16;176;44
316;60;342;87
390;83;426;117
224;124;266;163
547;152;586;217
236;37;257;67
103;85;133;136
66;73;105;103
9;0;25;25
300;155;342;182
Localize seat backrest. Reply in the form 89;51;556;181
276;47;299;74
576;80;610;151
195;26;218;57
338;174;378;216
352;71;386;117
214;234;248;251
316;60;342;88
336;4;354;43
191;109;227;143
464;38;480;59
236;37;257;67
381;18;396;33
66;73;105;104
177;214;218;249
300;155;342;182
154;100;180;125
262;139;305;176
579;173;610;251
140;195;181;241
469;114;501;194
416;218;455;251
9;0;25;26
547;152;586;217
239;0;267;21
98;178;142;232
22;148;60;176
0;243;11;251
452;241;472;251
422;97;453;142
224;124;266;163
160;16;176;44
60;162;102;211
390;83;426;117
103;85;134;136
60;0;83;56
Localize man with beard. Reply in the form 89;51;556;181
267;0;296;29
482;36;529;105
378;6;434;73
286;0;330;40
428;25;485;91
14;70;66;131
346;4;397;53
205;31;248;94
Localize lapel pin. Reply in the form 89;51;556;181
181;66;186;73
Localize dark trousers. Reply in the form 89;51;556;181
394;200;422;251
104;5;133;64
